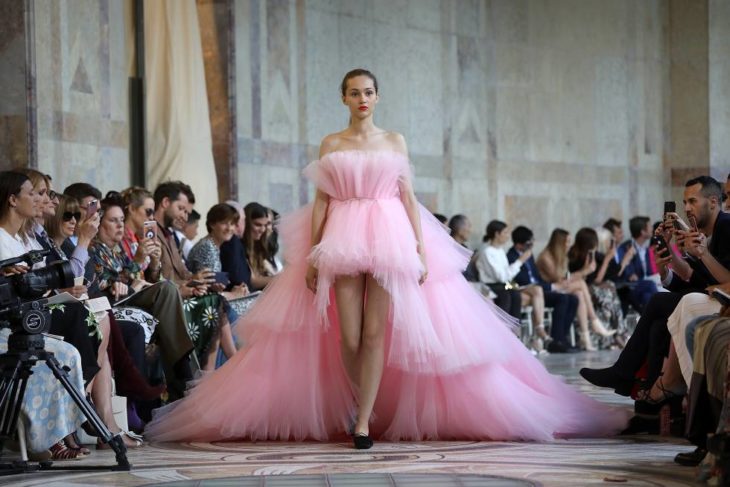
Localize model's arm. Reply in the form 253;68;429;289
305;139;333;292
394;134;427;284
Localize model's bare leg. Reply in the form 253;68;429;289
334;274;366;389
354;274;390;436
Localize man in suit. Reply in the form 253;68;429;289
507;226;579;353
581;176;730;396
615;216;659;313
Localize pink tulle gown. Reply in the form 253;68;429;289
145;149;629;443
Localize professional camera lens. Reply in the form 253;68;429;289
13;261;74;299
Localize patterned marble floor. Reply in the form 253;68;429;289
0;351;701;487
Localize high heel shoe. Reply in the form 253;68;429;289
352;432;373;450
579;332;596;351
591;318;617;337
634;376;686;415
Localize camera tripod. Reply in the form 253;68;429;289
0;331;130;474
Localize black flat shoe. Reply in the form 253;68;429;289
579;367;634;396
674;447;706;466
353;433;373;450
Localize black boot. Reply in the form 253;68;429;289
579;366;634;396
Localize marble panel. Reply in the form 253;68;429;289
494;86;529;161
406;28;443;157
369;22;410;134
261;0;295;143
370;0;409;27
406;0;441;32
235;0;253;139
709;0;730;172
453;0;480;37
491;0;528;44
503;195;551;242
593;56;629;166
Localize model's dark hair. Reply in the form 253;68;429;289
0;171;30;221
685;175;723;201
483;220;507;243
629;216;651;239
448;214;468;237
568;227;598;268
511;226;534;245
341;68;378;95
63;182;101;201
205;204;239;234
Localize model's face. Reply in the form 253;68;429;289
129;196;155;230
60;208;80;238
211;220;235;243
250;216;269;241
342;75;378;121
100;206;125;243
12;180;39;220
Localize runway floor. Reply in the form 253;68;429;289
0;351;700;486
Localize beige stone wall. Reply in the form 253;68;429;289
33;0;132;193
710;0;730;178
234;0;669;248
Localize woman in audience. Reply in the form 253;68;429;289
568;228;627;349
119;187;160;273
537;228;615;350
242;202;275;290
0;171;89;459
186;203;248;365
475;220;549;344
263;208;282;274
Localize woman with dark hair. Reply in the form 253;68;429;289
242;202;274;290
568;228;626;348
537;229;615;350
147;69;628;448
263;207;282;274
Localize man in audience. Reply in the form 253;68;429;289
220;200;253;290
603;218;624;246
616;216;659;312
179;209;200;260
507;226;579;353
448;214;472;248
581;176;730;396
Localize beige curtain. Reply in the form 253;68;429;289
144;0;219;215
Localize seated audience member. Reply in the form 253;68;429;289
448;214;472;249
581;176;730;398
616;216;659;313
238;202;275;291
508;226;579;353
119;186;160;274
537;228;615;351
433;213;448;225
603;217;624;245
220;200;254;290
145;182;234;372
474;220;529;321
86;193;195;401
180;209;200;261
187;203;250;349
568;228;627;349
63;182;102;248
263;207;282;274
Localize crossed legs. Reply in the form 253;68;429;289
334;273;390;437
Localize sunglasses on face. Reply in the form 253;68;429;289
48;190;59;200
145;208;155;217
62;211;81;222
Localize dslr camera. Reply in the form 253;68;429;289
0;250;74;335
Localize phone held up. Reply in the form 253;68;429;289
712;288;730;307
86;199;98;219
651;234;669;257
143;220;157;240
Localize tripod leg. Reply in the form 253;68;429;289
42;355;130;470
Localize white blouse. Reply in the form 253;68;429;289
475;243;523;284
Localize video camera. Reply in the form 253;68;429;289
0;250;74;335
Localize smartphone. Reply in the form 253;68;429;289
214;271;230;286
651;234;669;256
187;280;205;287
663;201;676;214
143;220;157;240
712;288;730;307
85;199;98;219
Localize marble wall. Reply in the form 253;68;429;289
710;0;730;179
233;0;670;248
33;0;132;192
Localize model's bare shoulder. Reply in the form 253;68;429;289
318;133;343;158
385;132;408;155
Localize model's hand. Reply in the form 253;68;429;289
305;265;318;293
419;253;428;285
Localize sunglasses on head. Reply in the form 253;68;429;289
62;211;81;222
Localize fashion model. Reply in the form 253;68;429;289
145;69;628;449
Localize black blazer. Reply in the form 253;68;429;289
220;236;253;290
507;247;550;293
669;211;730;293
